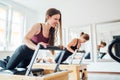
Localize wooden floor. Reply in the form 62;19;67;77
87;73;120;80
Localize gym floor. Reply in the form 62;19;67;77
88;73;120;80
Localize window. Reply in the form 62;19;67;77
0;3;25;51
0;4;8;50
9;10;25;50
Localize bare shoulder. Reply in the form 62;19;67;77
26;23;41;35
32;23;42;31
32;23;41;29
72;38;78;42
68;38;77;45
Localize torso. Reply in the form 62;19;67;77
31;23;49;44
97;45;100;51
42;23;50;38
66;38;80;54
71;38;79;51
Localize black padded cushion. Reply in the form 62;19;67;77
0;68;44;75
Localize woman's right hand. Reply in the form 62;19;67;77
36;58;42;63
38;42;49;48
44;57;54;63
58;45;65;49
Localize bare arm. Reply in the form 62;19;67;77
24;23;41;50
66;38;77;53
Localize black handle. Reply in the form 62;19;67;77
39;44;64;50
108;38;120;63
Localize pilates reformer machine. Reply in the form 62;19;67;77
68;49;88;80
69;49;86;64
0;44;70;80
108;38;120;63
33;48;88;80
1;37;119;80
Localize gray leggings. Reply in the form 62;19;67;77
55;50;72;64
6;45;34;69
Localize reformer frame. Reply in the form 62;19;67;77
0;44;70;80
26;44;65;75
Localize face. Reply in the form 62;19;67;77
80;38;87;43
100;44;105;48
47;14;60;28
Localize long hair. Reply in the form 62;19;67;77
45;8;62;54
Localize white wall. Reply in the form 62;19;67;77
36;0;120;28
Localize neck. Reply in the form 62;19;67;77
44;22;51;30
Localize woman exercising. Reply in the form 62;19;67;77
5;8;62;69
97;41;107;59
97;41;106;51
55;32;89;63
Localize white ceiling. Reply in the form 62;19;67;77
10;0;120;27
10;0;72;11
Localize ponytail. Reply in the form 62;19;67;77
80;32;84;36
80;32;89;41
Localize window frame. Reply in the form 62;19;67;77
0;3;26;51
